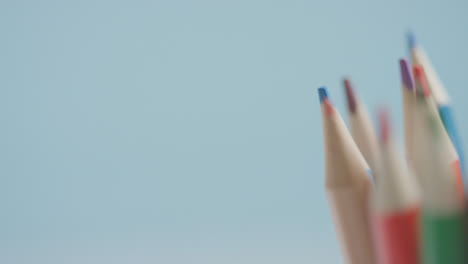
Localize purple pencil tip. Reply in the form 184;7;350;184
399;58;414;90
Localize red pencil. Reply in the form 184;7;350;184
372;109;421;264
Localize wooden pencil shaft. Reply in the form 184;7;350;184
327;186;375;264
402;88;415;163
319;88;376;264
350;106;379;177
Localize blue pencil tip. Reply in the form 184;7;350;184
318;87;329;103
407;31;417;49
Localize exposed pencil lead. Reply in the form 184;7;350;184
407;30;417;49
318;86;329;103
413;65;431;98
399;58;415;90
379;108;391;144
343;78;357;113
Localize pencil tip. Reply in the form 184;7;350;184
399;58;414;90
343;78;357;113
318;87;329;103
413;65;431;97
413;65;424;78
407;31;416;49
378;108;391;144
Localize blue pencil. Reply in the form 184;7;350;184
408;33;467;196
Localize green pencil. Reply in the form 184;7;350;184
412;66;467;264
423;212;467;264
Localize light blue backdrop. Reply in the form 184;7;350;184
1;0;468;263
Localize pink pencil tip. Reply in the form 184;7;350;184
343;78;357;114
323;98;335;116
378;108;391;144
413;65;431;98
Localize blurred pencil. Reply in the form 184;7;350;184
372;109;421;264
411;66;464;197
407;33;450;105
408;33;466;189
319;87;375;264
343;78;379;180
410;66;467;264
399;58;416;164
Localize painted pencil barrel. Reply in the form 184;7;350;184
439;106;467;191
374;207;421;264
327;186;375;264
423;211;468;264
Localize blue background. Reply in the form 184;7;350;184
1;0;468;263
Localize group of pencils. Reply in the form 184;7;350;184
319;34;467;264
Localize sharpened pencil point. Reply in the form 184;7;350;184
399;58;414;90
379;108;391;144
413;65;424;78
343;78;357;113
318;87;329;103
413;65;431;98
407;31;416;49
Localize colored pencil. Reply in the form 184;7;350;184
343;78;379;180
399;58;416;164
411;66;464;197
319;87;375;264
409;33;466;189
372;109;421;264
407;33;450;105
411;66;467;264
318;33;468;263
